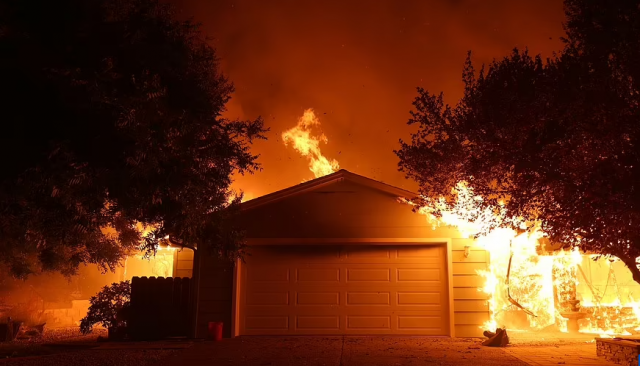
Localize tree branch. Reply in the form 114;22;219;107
618;255;640;285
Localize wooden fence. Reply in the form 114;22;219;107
129;276;191;340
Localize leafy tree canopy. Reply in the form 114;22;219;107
396;0;640;282
0;0;266;278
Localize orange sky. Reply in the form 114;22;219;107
169;0;565;198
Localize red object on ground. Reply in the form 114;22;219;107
208;322;223;341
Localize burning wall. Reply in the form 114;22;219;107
412;183;640;337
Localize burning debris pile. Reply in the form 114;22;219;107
410;182;640;338
0;319;46;342
482;328;510;347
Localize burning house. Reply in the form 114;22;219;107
415;182;640;337
190;109;640;339
5;108;637;340
192;169;640;339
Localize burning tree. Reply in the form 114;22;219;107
0;0;266;278
396;0;640;285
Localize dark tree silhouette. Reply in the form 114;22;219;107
80;281;131;335
396;0;640;283
0;0;266;278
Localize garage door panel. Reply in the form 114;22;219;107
241;245;449;335
296;291;340;305
347;316;391;330
245;316;289;330
296;316;340;330
397;291;443;305
346;291;390;305
397;268;441;282
346;268;391;282
296;268;341;282
247;267;290;282
246;291;290;306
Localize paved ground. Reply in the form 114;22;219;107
504;331;613;366
162;336;531;366
504;344;610;366
0;333;617;366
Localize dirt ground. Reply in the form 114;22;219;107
0;327;106;359
0;327;187;366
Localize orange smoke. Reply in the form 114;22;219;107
282;109;339;179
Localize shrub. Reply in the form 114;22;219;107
80;281;131;335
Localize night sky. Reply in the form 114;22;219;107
169;0;565;198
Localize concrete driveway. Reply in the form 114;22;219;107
162;336;530;366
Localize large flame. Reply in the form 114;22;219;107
282;109;339;178
411;182;640;336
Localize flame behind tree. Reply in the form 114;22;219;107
282;109;339;179
396;3;640;286
408;182;640;335
396;7;640;332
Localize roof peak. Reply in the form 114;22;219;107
240;169;417;211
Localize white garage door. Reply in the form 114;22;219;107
239;245;450;335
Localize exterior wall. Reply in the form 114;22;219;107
194;254;233;338
196;178;490;338
42;300;90;327
236;180;464;239
451;238;490;337
173;248;194;278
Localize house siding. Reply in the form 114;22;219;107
173;248;194;278
236;180;465;240
451;238;490;337
194;254;233;338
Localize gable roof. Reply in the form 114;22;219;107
240;169;418;211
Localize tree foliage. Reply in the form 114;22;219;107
80;281;131;334
0;0;265;278
396;0;640;282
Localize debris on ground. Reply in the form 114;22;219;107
17;323;46;340
482;328;510;347
0;327;106;359
0;317;23;342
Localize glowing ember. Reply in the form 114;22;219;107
407;182;640;337
282;109;339;178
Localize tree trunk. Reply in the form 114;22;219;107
619;255;640;286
